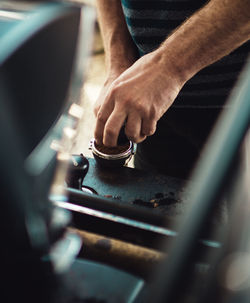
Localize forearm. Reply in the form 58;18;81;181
96;0;138;75
157;0;250;84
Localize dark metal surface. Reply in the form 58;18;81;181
59;158;221;257
83;157;191;218
66;156;189;249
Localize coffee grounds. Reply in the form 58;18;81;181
95;141;130;155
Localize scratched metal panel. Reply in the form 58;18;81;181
83;158;192;218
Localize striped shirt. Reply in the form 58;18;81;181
121;0;250;108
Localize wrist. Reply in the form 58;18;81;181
153;47;189;90
106;51;138;76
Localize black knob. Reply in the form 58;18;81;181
65;154;89;189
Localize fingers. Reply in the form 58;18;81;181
103;106;127;146
94;98;114;145
94;82;158;146
95;100;157;146
94;82;112;117
125;111;146;143
141;118;157;137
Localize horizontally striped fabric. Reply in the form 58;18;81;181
121;0;250;108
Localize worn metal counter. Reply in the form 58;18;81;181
63;157;220;281
83;157;190;218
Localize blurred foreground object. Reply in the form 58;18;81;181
0;1;95;302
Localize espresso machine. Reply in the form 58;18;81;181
1;1;250;302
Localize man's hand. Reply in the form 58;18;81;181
94;50;184;146
94;75;117;117
94;0;250;147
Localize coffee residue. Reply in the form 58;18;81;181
95;141;130;155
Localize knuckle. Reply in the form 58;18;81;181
148;127;156;136
113;79;124;89
134;103;146;115
110;84;117;96
110;80;122;95
142;121;156;136
97;112;106;124
106;84;117;100
109;83;125;104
